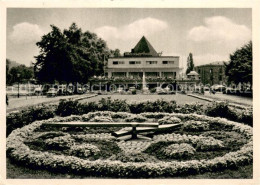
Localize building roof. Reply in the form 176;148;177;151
131;36;159;57
196;61;226;67
187;71;199;76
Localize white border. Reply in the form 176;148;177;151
1;0;259;185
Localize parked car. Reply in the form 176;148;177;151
46;88;58;97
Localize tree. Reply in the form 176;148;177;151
34;23;110;84
225;41;252;86
110;49;121;57
186;53;194;75
8;64;34;84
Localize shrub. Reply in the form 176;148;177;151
69;144;100;158
56;99;81;117
158;116;181;125
124;115;147;122
45;135;75;150
205;101;238;121
161;143;196;158
98;97;130;112
239;109;253;127
182;120;210;132
192;136;224;151
6;104;55;136
132;89;137;95
109;153;157;163
89;115;113;122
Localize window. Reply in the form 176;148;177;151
129;61;141;65
146;61;157;64
162;61;174;64
113;61;124;65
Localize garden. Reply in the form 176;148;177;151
6;98;253;178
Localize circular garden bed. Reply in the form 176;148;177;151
6;111;253;178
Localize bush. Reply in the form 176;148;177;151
192;136;224;151
98;97;130;112
124;115;147;122
109;153;157;163
132;89;137;95
69;144;100;158
161;143;196;159
6;104;55;136
205;101;238;121
45;135;75;150
239;109;253;127
56;99;81;117
89;115;113;122
182;120;210;132
158;116;181;125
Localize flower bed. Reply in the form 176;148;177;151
6;111;252;178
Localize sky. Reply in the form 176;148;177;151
6;8;252;68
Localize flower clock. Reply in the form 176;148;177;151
7;111;252;178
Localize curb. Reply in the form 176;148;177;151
6;94;98;114
187;94;252;109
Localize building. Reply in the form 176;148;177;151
194;61;227;85
187;71;199;80
105;36;182;80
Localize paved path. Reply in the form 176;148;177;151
189;92;252;107
6;94;97;113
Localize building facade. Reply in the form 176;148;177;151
105;36;182;80
194;61;227;85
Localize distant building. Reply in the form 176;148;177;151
105;36;182;79
194;61;227;85
187;71;199;80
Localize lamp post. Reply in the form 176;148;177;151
17;73;20;98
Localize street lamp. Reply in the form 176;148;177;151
17;73;20;98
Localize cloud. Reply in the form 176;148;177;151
187;16;251;44
95;17;168;41
193;53;229;66
9;22;44;44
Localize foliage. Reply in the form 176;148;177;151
182;120;210;132
124;115;147;122
6;104;55;136
161;143;196;158
6;59;34;85
34;23;111;83
56;99;81;116
186;53;195;75
6;98;252;137
69;144;100;158
45;135;75;150
205;101;239;122
109;153;157;163
158;116;181;125
192;136;224;151
89;115;113;122
225;41;252;85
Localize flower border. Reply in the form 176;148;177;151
6;112;253;178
